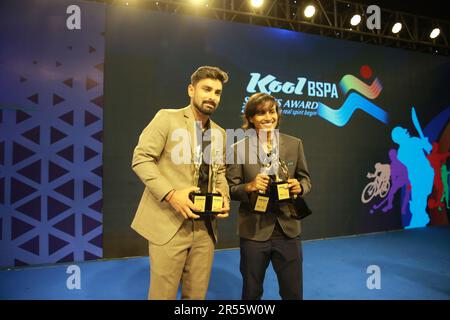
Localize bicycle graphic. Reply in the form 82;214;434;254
361;163;391;203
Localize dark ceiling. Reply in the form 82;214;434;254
360;0;450;21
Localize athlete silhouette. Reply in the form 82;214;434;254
391;125;434;229
427;142;450;211
441;164;450;209
371;149;410;214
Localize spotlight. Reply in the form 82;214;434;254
191;0;206;5
250;0;264;8
391;22;402;34
304;5;316;18
430;28;440;39
350;14;361;26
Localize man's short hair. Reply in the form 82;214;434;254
191;66;229;86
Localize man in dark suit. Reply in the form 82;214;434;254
226;93;311;300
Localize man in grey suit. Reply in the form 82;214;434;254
226;93;311;300
131;66;230;299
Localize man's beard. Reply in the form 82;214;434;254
193;100;217;115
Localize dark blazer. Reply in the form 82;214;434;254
226;132;311;241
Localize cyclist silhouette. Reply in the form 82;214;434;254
362;162;390;204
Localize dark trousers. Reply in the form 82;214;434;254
240;237;303;300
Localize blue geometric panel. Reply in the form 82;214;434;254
59;111;74;126
84;251;100;260
12;142;35;165
21;126;41;145
17;160;41;184
89;199;102;213
84;146;98;161
16;196;41;221
0;0;105;267
90;96;103;109
54;180;75;200
50;127;68;144
0;141;4;165
91;165;103;178
48;161;69;182
27;94;39;105
48;234;70;255
15;110;32;124
86;77;99;91
10;178;37;204
19;235;39;255
85;110;100;126
11;217;34;240
91;131;103;143
82;214;101;236
14;259;28;267
57;252;74;263
0;178;4;204
63;78;73;88
53;214;75;237
52;94;65;106
57;146;74;163
47;196;70;220
84;181;100;198
89;234;102;248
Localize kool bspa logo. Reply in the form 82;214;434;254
243;65;388;127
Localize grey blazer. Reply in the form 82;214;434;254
226;133;311;241
131;106;229;245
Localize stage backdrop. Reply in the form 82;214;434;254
103;5;449;258
0;0;105;267
1;1;449;266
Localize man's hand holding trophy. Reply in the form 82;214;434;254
189;147;225;216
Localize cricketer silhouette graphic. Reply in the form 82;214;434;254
391;108;434;229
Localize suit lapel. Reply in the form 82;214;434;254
183;105;198;161
278;134;294;179
278;133;287;164
183;106;199;186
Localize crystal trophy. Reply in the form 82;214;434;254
251;152;291;214
251;162;272;213
279;159;312;220
270;158;291;203
208;149;224;213
189;147;223;215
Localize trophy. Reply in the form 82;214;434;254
251;162;272;213
279;159;312;220
208;150;224;213
251;145;290;213
189;147;223;215
269;158;291;204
